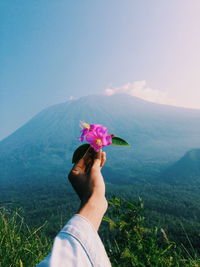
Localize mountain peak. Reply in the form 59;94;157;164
1;94;200;186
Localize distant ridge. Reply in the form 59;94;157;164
1;93;200;186
160;148;200;184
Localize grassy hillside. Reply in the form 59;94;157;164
0;208;51;267
1;197;199;267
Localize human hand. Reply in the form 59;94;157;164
68;148;107;205
68;148;107;231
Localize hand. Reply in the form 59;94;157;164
68;148;108;231
68;148;106;204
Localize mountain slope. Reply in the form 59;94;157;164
1;94;200;253
160;148;200;184
1;94;200;186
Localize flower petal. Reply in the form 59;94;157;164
86;133;97;143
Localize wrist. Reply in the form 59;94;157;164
88;195;108;213
78;196;108;231
80;195;108;214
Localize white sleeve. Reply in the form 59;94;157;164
36;214;111;267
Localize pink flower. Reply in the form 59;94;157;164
79;122;92;141
79;122;112;151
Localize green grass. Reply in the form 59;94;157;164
0;208;51;267
102;197;200;267
1;198;200;267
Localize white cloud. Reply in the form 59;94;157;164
69;95;77;100
105;81;177;106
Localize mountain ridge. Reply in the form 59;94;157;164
1;93;200;186
2;93;200;143
160;148;200;184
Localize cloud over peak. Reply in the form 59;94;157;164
105;81;177;106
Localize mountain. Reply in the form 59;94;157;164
160;148;200;184
2;94;200;251
1;94;200;187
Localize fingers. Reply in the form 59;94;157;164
71;147;93;175
71;158;86;175
100;151;106;168
92;150;102;168
92;150;107;169
70;148;107;177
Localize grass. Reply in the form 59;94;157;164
1;198;200;267
0;207;51;267
102;197;200;267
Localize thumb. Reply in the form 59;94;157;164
92;150;102;169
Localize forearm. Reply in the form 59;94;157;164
77;195;108;231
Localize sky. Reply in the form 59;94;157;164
1;0;200;140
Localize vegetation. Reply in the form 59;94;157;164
0;208;51;267
102;197;200;267
1;94;200;265
1;197;200;267
2;177;200;255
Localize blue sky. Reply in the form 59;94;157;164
1;0;200;140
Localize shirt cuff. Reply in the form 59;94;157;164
60;214;111;267
74;213;97;232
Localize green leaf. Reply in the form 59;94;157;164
72;144;90;164
112;136;130;146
